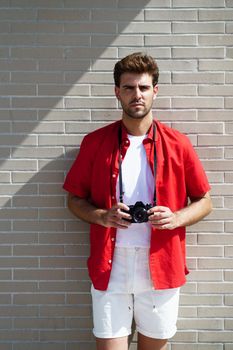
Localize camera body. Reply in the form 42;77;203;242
126;201;153;223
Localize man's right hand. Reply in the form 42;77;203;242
101;202;132;229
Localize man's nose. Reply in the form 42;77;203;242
134;87;142;99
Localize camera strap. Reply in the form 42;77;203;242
118;123;157;205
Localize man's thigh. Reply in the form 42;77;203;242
91;286;134;339
96;336;128;350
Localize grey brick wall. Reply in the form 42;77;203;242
0;0;232;349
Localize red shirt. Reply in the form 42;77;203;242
63;119;211;290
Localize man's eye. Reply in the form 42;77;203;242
140;86;149;91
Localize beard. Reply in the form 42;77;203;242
121;100;153;120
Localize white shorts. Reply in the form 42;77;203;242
91;247;180;339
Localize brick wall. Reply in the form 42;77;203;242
0;0;232;349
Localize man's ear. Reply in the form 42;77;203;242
153;85;158;100
115;86;120;99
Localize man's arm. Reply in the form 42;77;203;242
148;192;212;230
67;193;132;229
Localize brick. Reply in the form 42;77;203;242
65;97;117;109
0;172;10;183
11;47;64;59
225;296;233;305
65;0;117;8
11;72;63;84
199;34;233;46
0;34;36;46
146;35;196;46
39;110;90;121
199;9;233;20
0;59;37;71
92;34;144;47
226;23;233;33
145;9;197;21
38;9;90;21
178;318;223;330
173;0;224;7
13;343;65;350
198;259;233;270
12;97;63;108
38;84;89;96
11;0;63;6
13;245;64;256
172;345;223;350
13;147;63;159
225;98;233;108
225;197;233;208
39;60;91;72
200;85;233;96
13;220;64;232
187;246;223;257
0;9;36;20
0;160;37;171
119;22;171;34
172;122;223;134
199;331;233;342
65;71;113;84
195;147;224;159
40;304;91;317
118;0;171;7
173;22;224;34
225;148;233;158
13;293;65;305
159;85;197;96
198;234;233;245
65;122;108;133
0;84;36;96
172;72;224;84
188;270;223;282
0;208;38;220
225;271;233;281
173;47;224;59
37;34;90;47
14;269;65;280
180;294;223;306
14;318;65;329
199;60;233;71
92;9;144;21
198;110;233;121
11;22;63;33
40;329;93;342
226;73;233;83
172;97;223;109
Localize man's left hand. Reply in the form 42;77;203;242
148;206;179;230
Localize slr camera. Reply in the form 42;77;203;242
124;201;153;223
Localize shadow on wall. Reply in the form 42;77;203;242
0;1;150;348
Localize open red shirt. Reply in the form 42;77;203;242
63;119;211;290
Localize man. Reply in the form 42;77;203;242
63;52;212;350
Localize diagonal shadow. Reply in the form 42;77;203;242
0;1;151;348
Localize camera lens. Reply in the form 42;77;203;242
133;207;148;223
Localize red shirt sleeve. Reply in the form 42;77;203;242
183;136;211;199
63;135;93;198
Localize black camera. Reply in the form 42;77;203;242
124;201;153;223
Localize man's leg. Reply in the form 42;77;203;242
96;336;128;350
137;333;167;350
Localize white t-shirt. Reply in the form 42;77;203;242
116;134;154;247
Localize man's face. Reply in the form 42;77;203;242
115;72;158;120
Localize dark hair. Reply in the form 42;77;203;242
114;52;159;87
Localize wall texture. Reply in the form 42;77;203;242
0;0;233;349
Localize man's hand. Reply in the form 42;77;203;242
147;192;212;230
102;202;132;229
148;206;179;230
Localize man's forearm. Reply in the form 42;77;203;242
175;192;212;228
148;192;212;230
67;194;106;226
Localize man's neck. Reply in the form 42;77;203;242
122;114;153;136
